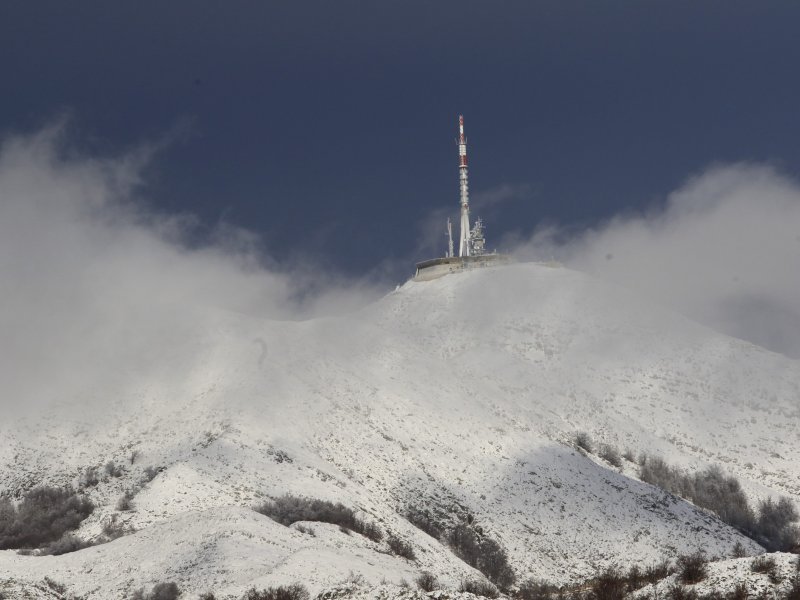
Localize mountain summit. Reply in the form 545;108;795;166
2;263;798;598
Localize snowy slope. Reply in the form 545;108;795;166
1;262;799;598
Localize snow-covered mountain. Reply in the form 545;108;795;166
2;262;799;598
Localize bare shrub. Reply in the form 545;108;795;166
574;432;593;453
294;524;315;536
666;585;698;600
751;553;777;573
677;552;707;584
755;497;800;551
199;594;217;600
116;490;135;512
447;522;515;588
731;541;747;558
729;582;748;600
386;534;415;560
751;554;779;583
255;495;381;541
149;582;180;600
80;467;100;488
448;522;481;566
39;533;93;555
416;572;439;592
478;536;516;589
690;466;755;534
0;486;93;550
459;578;499;599
643;560;673;584
405;506;443;539
599;445;622;469
104;461;124;478
129;450;140;465
132;582;181;600
358;520;383;543
787;578;800;600
244;584;309;600
43;578;67;595
591;567;625;600
518;578;558;600
141;466;160;485
102;514;133;540
640;456;680;493
622;449;636;463
623;565;644;592
344;571;365;585
638;457;779;546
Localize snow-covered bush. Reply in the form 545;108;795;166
731;541;747;558
448;522;481;566
591;566;626;600
665;585;699;600
751;554;779;582
116;489;136;512
405;506;443;539
131;582;180;600
104;461;124;478
677;552;707;584
416;572;439;592
574;432;593;453
479;537;516;589
386;534;415;560
243;584;309;600
786;577;800;600
80;466;100;488
599;445;622;469
458;578;499;599
0;486;93;551
447;522;515;589
517;578;558;600
640;455;800;551
255;495;382;542
643;560;673;585
141;465;160;484
756;497;800;552
294;524;315;536
39;532;93;555
102;514;133;540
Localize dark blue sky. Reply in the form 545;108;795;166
3;1;800;278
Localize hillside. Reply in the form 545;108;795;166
1;262;799;598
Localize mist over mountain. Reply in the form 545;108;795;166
1;127;800;599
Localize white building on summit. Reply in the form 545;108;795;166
415;115;509;281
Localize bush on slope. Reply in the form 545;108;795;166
448;523;516;589
255;495;382;542
0;486;93;550
640;456;800;551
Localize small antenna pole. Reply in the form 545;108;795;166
446;218;454;258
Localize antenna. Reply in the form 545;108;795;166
457;115;471;257
446;218;454;258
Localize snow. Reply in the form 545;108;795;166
633;553;800;597
1;262;799;598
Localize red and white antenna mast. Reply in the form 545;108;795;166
457;115;471;257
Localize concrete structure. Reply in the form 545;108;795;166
414;254;512;281
413;115;510;282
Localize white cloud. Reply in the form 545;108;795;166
511;163;800;358
0;124;384;415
